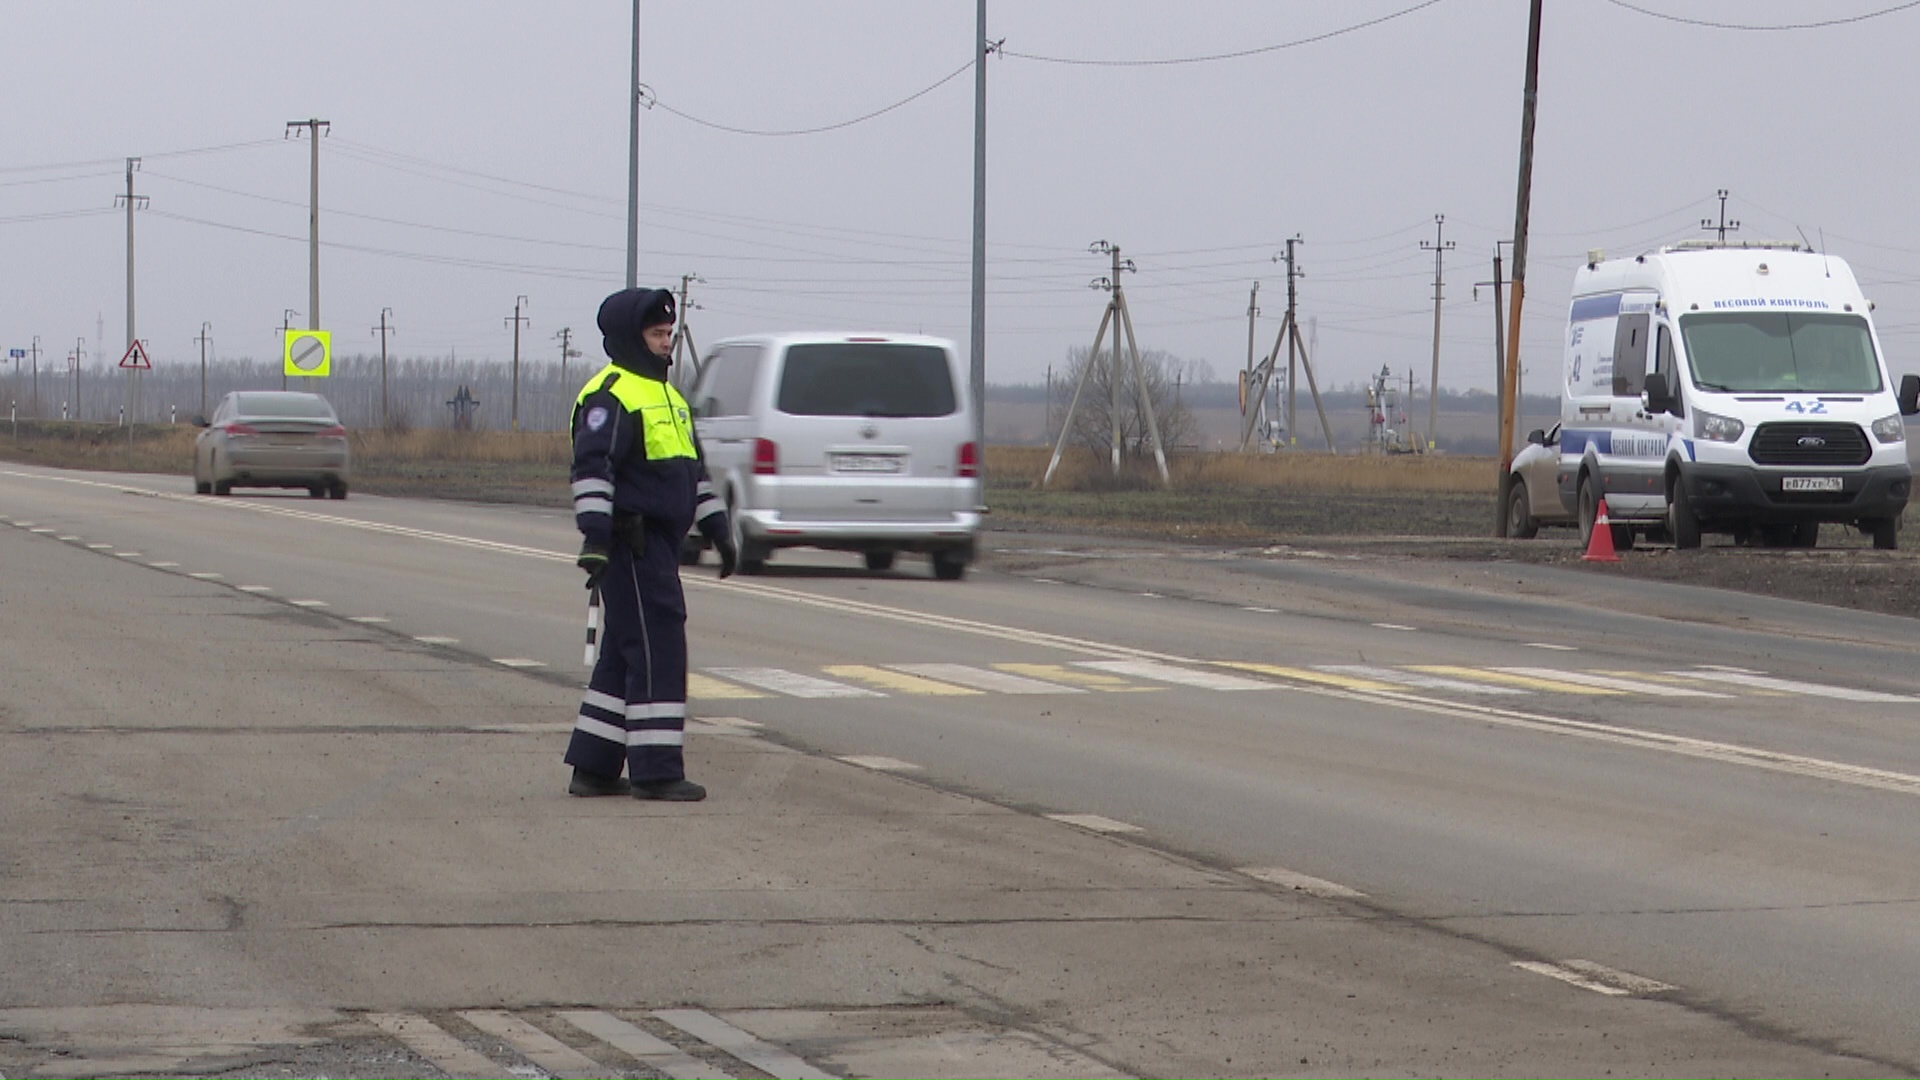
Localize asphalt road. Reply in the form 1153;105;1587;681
4;462;1919;1078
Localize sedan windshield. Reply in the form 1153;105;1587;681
1679;311;1882;393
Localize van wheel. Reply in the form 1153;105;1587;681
1792;522;1820;548
1577;476;1599;550
728;497;769;574
1670;480;1702;549
931;550;967;581
309;485;326;499
864;550;896;572
1506;484;1539;540
328;482;348;500
1866;517;1900;550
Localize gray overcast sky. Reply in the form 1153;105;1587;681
6;0;1920;397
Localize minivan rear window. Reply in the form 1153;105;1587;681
776;344;957;418
235;392;336;419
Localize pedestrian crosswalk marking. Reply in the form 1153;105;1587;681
708;667;881;698
1410;665;1624;695
1214;661;1401;693
1316;665;1529;696
556;1010;731;1079
995;662;1161;692
688;673;767;699
366;1012;503;1078
458;1009;606;1079
1077;658;1276;692
824;664;981;695
655;1008;838;1080
1675;669;1917;703
1496;667;1732;698
890;662;1086;694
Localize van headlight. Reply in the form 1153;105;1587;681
1871;414;1907;443
1693;409;1745;443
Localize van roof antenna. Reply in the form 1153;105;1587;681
1795;225;1830;277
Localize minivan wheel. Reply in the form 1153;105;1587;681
1506;484;1538;540
1577;476;1599;550
931;550;967;581
1670;480;1702;550
328;481;348;500
864;550;896;572
728;498;769;574
309;485;326;499
1866;516;1900;550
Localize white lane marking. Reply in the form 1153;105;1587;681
1496;668;1732;699
237;585;272;593
30;527;55;534
12;520;33;526
1076;659;1275;692
1525;642;1578;651
414;635;459;645
289;599;328;608
493;658;546;668
1031;577;1061;585
115;551;142;558
188;571;222;580
706;667;882;698
838;755;922;772
1513;960;1675;997
365;1012;505;1077
1372;623;1417;631
697;716;764;731
349;615;391;624
1045;813;1142;834
1243;606;1277;613
1238;866;1367;898
148;560;178;568
1677;669;1916;703
16;470;1919;800
1699;664;1763;674
889;663;1085;695
1137;591;1163;598
86;542;112;550
57;535;80;541
458;1009;607;1079
654;1009;836;1080
1315;665;1528;696
556;1010;732;1080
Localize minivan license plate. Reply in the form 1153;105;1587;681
1782;477;1842;492
833;454;903;474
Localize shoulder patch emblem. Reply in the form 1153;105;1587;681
585;406;610;432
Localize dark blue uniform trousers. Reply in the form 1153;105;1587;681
564;525;689;783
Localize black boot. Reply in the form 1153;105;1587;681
631;777;707;802
568;767;630;797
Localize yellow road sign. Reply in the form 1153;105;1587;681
284;330;332;377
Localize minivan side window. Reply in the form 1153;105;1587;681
775;344;956;417
1612;312;1650;398
698;346;761;418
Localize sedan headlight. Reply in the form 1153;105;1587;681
1871;413;1907;444
1693;409;1745;443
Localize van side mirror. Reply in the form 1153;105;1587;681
1643;379;1674;416
1900;374;1920;416
1526;428;1547;446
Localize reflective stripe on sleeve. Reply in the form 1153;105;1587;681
582;690;625;716
573;478;615;498
628;729;685;747
696;480;715;500
696;502;725;526
575;496;614;517
624;701;687;721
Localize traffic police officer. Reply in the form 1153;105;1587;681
565;286;737;801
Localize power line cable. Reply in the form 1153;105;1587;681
645;56;979;136
1000;0;1445;65
1598;0;1920;30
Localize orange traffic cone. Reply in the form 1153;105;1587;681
1583;497;1622;563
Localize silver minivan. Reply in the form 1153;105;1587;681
687;332;982;579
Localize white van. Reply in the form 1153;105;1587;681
1544;241;1917;550
687;332;983;579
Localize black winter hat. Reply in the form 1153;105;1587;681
597;287;676;350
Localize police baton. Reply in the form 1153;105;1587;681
584;584;603;667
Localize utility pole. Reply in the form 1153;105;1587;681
506;295;529;432
670;272;705;389
286;119;329;343
626;0;641;288
1420;214;1455;452
1042;241;1168;486
194;323;213;417
70;338;85;420
1242;237;1335;454
969;0;995;471
373;308;394;429
279;309;300;391
556;327;580;389
1473;240;1512;456
1281;237;1303;446
116;157;148;425
1497;0;1543;536
29;336;40;418
1243;280;1261;444
1702;188;1739;244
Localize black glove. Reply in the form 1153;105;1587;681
577;542;610;590
713;534;738;579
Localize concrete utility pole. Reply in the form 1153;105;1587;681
1243;280;1261;441
670;272;705;390
373;308;394;429
968;0;993;469
556;327;580;391
30;336;41;418
1420;214;1455;452
279;309;300;391
194;323;213;417
70;338;85;420
116;158;149;424
1473;240;1512;457
1496;0;1543;536
286;119;329;338
1702;188;1740;244
507;295;529;432
1041;241;1168;487
626;0;641;288
1242;238;1336;454
1281;237;1304;447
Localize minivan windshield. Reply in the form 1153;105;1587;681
1679;311;1882;393
776;344;957;417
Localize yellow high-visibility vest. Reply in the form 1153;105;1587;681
575;364;696;462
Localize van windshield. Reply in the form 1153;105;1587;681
776;343;957;417
1679;312;1882;393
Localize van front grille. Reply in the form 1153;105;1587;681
1747;422;1870;466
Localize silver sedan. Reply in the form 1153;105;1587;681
193;390;351;499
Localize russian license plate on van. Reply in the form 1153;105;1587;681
833;453;904;474
1782;477;1842;492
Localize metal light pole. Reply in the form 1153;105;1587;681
968;0;989;467
626;0;641;288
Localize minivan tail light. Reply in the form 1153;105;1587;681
957;441;979;479
753;438;779;475
221;422;259;436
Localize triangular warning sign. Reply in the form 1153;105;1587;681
119;340;152;370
